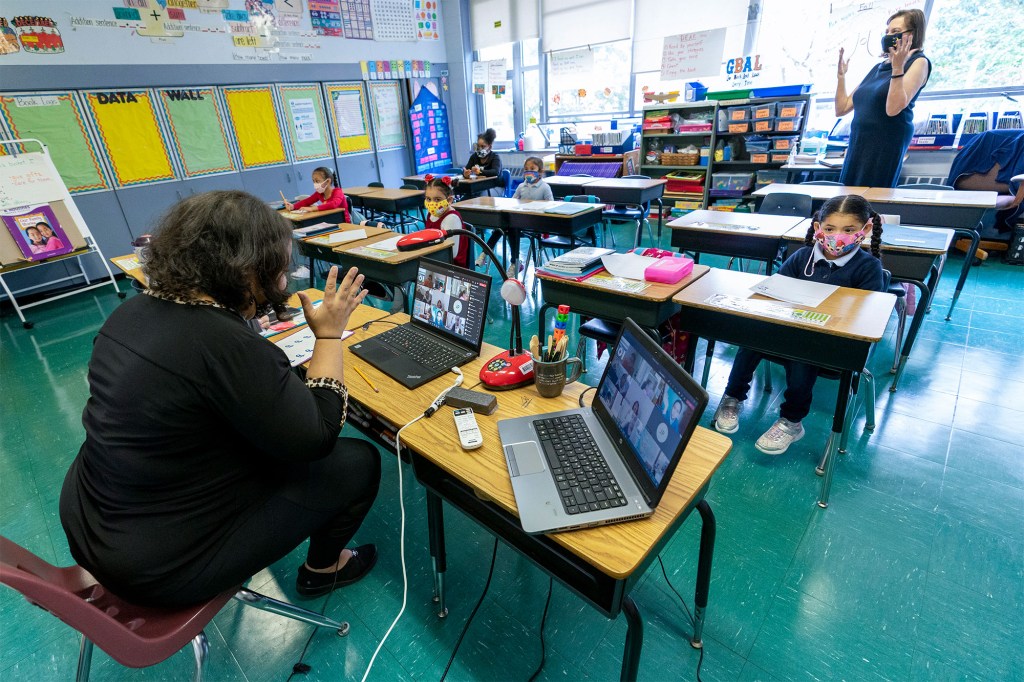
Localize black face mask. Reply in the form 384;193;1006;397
882;32;903;53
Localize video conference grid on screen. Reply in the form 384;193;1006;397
412;262;487;345
597;335;698;487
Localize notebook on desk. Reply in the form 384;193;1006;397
498;318;708;534
349;259;491;389
544;202;595;215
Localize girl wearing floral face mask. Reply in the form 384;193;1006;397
285;167;350;222
711;195;885;456
423;175;470;268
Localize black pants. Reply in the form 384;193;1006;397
725;348;819;423
144;438;379;607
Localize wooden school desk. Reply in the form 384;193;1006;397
453;197;606;269
782;220;953;392
296;223;393;286
543;175;600;199
339;186;380;212
335;318;732;681
673;268;896;508
402;173;503;198
110;254;147;287
751;183;868;203
536;264;710;340
584;177;668;239
861;187;997;321
356;188;425;226
667;210;804;274
278;206;347;229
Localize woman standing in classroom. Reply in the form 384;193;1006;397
835;9;931;187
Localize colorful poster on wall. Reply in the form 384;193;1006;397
277;83;332;162
308;0;342;36
221;85;289;168
156;87;236;177
413;0;440;40
81;89;177;188
11;16;65;53
0;92;109;193
371;0;415;42
324;83;372;156
368;81;406;151
408;86;451;174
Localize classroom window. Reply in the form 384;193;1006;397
523;70;541;128
523;38;539;68
546;40;632;120
478;43;516;142
925;0;1024;91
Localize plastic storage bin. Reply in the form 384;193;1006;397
727;106;751;121
712;172;754;192
775;117;803;133
750;152;770;163
770;151;791;163
776;101;806;119
752;102;776;120
753;118;775;133
745;136;771;152
756;169;789;188
772;136;799;151
728;122;751;133
665;171;706;194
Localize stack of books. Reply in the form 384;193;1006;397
537;246;613;281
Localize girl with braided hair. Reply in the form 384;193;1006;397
712;194;886;455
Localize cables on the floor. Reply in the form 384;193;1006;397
360;369;464;682
285;560;341;680
526;578;554;682
656;555;703;682
439;538;500;682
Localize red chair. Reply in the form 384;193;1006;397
0;537;349;681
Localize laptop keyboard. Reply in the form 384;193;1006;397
377;325;467;372
533;414;629;515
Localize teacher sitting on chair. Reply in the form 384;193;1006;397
60;190;381;607
835;9;931;188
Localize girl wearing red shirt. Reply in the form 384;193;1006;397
285;167;350;223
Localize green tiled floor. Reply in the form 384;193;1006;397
2;226;1023;681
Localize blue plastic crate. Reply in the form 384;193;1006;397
751;84;811;98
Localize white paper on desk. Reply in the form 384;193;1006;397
750;274;837;308
371;235;403;251
600;253;658;280
326;228;366;244
274;327;353;367
511;200;562;212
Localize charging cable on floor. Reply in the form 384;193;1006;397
656;555;704;682
527;577;554;682
360;368;464;682
439;537;500;682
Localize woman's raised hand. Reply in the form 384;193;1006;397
837;48;850;79
298;266;367;339
889;34;912;74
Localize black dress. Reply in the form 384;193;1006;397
840;52;931;188
59;294;380;607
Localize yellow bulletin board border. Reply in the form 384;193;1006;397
277;83;332;163
220;85;290;169
0;91;111;193
324;82;373;157
156;86;237;177
80;89;178;188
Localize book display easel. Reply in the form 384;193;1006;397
0;139;124;329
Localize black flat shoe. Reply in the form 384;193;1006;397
296;544;378;597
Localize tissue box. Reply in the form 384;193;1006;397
645;255;695;284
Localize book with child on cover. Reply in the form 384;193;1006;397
2;204;75;261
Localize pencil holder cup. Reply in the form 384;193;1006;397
533;352;583;398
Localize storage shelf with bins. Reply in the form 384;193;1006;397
640;94;811;215
640;101;718;213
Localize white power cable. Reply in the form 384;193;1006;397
359;367;463;682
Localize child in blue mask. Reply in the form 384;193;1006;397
712;194;885;455
513;156;553;201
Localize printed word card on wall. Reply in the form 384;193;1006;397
0;92;109;193
82;89;177;188
408;86;451;174
368;81;406;151
660;28;728;80
325;83;373;156
221;85;289;169
277;84;332;162
156;87;236;178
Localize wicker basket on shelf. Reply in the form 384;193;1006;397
661;151;699;166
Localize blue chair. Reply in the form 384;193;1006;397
500;168;513;198
758;192;813;218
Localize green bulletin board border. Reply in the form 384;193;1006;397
155;86;238;178
277;83;332;163
0;91;111;194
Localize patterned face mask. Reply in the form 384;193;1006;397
425;199;450;217
523;171;540;184
814;227;868;258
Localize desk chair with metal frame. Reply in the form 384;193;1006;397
602;174;657;249
0;536;349;682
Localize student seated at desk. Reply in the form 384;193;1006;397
713;195;886;455
424;175;470;267
478;156;554;274
463;127;502;191
284;166;351;223
59;191;381;607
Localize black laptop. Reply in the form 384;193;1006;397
350;258;491;388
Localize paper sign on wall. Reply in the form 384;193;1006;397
0;152;66;210
660;28;728;80
549;47;594;77
487;59;506;86
288;98;320;142
471;61;486;95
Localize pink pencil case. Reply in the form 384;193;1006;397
644;255;694;284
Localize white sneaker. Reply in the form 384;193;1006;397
290;265;310;280
755;418;805;455
505;260;524;279
713;397;741;434
475;253;488;269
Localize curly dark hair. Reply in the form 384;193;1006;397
804;194;883;260
478;128;497;146
145;190;293;312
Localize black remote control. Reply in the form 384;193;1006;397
444;387;498;415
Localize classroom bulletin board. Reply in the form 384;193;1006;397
324;82;373;156
367;81;407;151
156;87;237;178
221;85;289;169
0;92;110;193
81;89;177;188
276;84;332;163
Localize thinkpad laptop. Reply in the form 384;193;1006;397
498;318;708;534
350;258;491;389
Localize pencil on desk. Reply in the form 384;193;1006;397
353;366;379;393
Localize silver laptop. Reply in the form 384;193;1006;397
498;318;708;534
